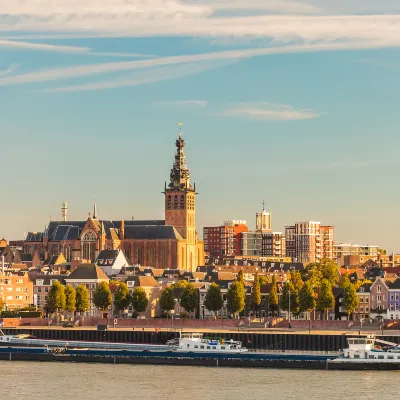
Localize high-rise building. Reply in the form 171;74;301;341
261;232;286;258
256;202;272;233
334;243;379;259
241;231;262;256
286;222;334;263
204;220;248;257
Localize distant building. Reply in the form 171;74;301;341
241;231;262;256
285;222;334;264
95;249;129;277
261;232;286;258
334;243;379;262
203;220;248;257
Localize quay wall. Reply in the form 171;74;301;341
4;328;400;352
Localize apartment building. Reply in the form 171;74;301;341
261;232;286;258
0;271;33;310
203;220;248;257
334;243;379;260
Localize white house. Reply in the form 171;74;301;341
95;249;129;277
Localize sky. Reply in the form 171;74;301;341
1;0;400;252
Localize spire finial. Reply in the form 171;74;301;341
262;200;265;211
93;197;97;219
178;122;183;139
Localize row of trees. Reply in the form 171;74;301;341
45;281;149;316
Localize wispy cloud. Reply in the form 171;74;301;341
0;64;18;76
43;62;229;93
0;41;395;87
0;39;153;58
221;102;321;121
156;100;208;108
211;0;320;13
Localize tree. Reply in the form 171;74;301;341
64;285;76;314
204;283;223;317
317;279;335;320
46;281;66;313
159;287;175;314
75;284;90;314
268;275;279;317
290;271;304;291
280;282;300;317
251;273;261;315
340;274;351;289
113;282;130;315
299;281;316;317
0;297;4;311
237;269;244;285
304;264;323;287
172;280;189;289
259;275;269;285
343;283;359;320
180;282;198;318
130;287;149;314
227;281;245;318
93;282;112;313
320;259;339;286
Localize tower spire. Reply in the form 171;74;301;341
262;200;265;211
93;197;97;219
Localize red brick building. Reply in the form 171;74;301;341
204;220;248;257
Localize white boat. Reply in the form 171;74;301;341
173;333;248;354
330;334;400;363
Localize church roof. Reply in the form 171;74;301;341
67;263;109;281
26;232;44;242
124;225;182;240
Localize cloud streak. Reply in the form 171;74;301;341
0;64;18;76
0;40;397;87
221;102;321;120
0;39;153;57
42;62;230;92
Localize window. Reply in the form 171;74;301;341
149;248;155;267
138;248;143;265
391;294;394;301
174;196;178;209
16;296;22;300
194;345;198;349
167;195;171;209
6;296;13;300
161;248;167;269
207;346;211;349
200;346;204;349
377;285;382;293
369;355;375;359
180;195;185;209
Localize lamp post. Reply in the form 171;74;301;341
288;284;291;329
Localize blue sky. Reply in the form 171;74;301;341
1;0;400;252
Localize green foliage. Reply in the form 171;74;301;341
290;271;304;291
204;283;223;313
343;283;359;319
180;282;198;315
280;282;300;316
317;279;335;319
320;259;339;286
340;274;351;289
237;269;244;284
227;281;245;316
93;282;112;312
304;264;323;287
251;273;261;310
159;287;175;312
172;280;189;289
259;275;269;285
64;285;76;313
378;248;387;255
75;284;90;313
46;281;66;312
299;281;316;314
113;282;130;313
268;275;279;316
130;287;149;313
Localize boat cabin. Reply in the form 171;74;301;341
176;333;248;353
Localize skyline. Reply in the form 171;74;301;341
1;0;399;251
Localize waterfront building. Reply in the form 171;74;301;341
30;274;66;310
64;263;109;316
22;131;205;271
95;249;129;277
0;271;33;310
203;220;248;257
386;278;400;320
370;277;389;319
354;283;371;321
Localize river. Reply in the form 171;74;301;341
0;361;397;399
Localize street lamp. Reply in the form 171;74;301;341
288;285;291;329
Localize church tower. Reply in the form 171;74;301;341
164;125;197;269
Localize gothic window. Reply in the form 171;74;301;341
125;248;131;263
174;196;178;209
149;248;155;267
168;195;172;210
81;230;97;262
138;248;143;265
181;248;185;268
180;195;185;209
161;248;167;268
64;246;72;262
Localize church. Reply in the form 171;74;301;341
23;131;205;271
